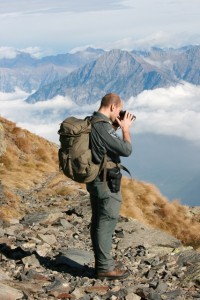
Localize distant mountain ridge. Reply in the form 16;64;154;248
0;47;104;93
27;49;177;104
26;45;200;104
1;45;200;104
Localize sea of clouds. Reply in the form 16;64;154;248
1;82;200;146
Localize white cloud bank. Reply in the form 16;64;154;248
0;89;99;144
1;82;200;146
0;46;44;59
127;83;200;144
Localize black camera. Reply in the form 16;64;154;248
119;110;126;120
112;110;136;129
119;110;136;121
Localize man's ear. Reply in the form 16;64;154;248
110;103;115;112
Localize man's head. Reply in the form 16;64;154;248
98;93;123;123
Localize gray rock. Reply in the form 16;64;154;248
60;218;73;229
5;225;23;236
60;248;94;265
21;211;50;225
117;219;181;250
46;278;71;293
9;219;20;225
0;227;5;237
38;233;57;245
36;243;51;257
71;287;86;299
126;294;141;300
147;291;162;300
161;289;183;300
21;211;63;225
22;254;40;267
55;248;94;270
177;249;200;286
0;282;23;300
155;282;168;293
0;269;11;280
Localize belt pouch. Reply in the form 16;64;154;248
107;167;122;193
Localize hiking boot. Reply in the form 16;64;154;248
94;260;123;274
97;268;130;280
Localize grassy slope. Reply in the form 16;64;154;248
0;116;200;248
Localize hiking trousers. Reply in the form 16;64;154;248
86;176;122;272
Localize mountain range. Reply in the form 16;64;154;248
0;47;104;93
1;45;200;104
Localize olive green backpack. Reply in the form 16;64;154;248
58;116;106;183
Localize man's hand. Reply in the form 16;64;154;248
116;111;135;143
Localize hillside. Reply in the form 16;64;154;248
0;116;200;249
0;116;58;219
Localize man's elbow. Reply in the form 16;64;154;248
123;144;132;157
124;149;132;157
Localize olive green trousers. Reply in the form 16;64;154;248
86;176;122;272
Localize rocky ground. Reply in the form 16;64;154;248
0;175;200;300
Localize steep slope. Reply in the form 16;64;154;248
0;116;58;219
26;49;176;104
0;117;200;247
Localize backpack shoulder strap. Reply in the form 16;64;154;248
89;116;110;125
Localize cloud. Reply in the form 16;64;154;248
127;83;200;144
0;88;29;100
0;46;44;59
0;91;99;144
20;47;43;58
0;47;18;59
1;0;200;54
1;83;200;146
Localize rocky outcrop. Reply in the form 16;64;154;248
0;180;200;300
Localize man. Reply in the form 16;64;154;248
86;93;134;280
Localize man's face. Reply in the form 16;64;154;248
111;100;123;122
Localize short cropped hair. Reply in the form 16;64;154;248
100;93;121;108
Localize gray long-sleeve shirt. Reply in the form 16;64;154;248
90;111;132;164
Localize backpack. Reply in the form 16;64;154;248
58;116;106;183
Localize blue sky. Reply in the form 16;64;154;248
1;0;200;55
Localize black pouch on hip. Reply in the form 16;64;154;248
107;167;122;193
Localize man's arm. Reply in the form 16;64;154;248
93;122;132;157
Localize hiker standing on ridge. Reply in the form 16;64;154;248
86;93;135;280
